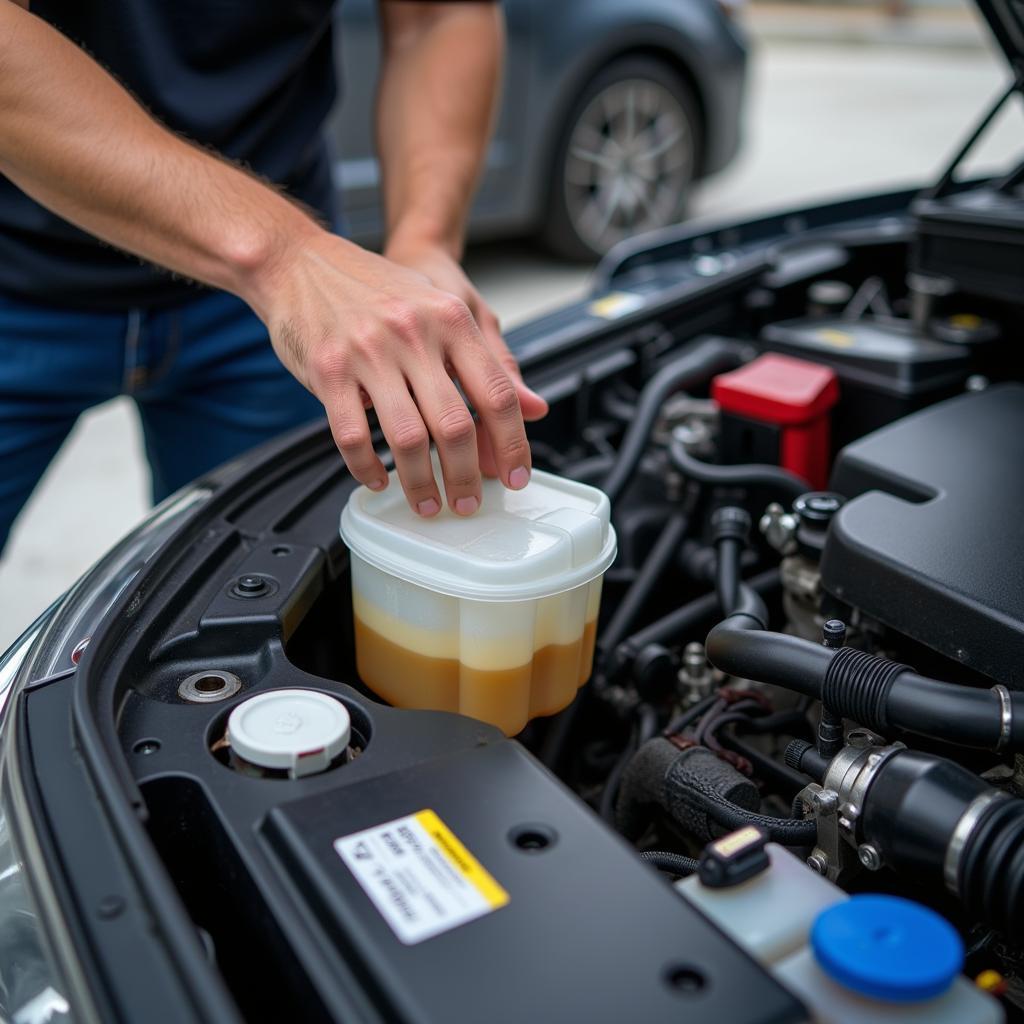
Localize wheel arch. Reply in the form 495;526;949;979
530;34;712;232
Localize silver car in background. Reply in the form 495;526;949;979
328;0;748;258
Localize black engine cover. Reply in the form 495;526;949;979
823;384;1024;687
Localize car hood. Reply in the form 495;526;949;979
975;0;1024;69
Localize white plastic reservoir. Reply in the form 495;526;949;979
676;843;1003;1024
340;463;616;735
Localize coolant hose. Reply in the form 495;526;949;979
614;569;781;665
706;616;1024;753
706;510;1024;753
598;511;690;661
601;337;744;505
669;438;810;501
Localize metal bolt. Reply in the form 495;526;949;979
759;502;798;555
858;844;882;871
682;642;706;673
230;574;275;599
810;789;839;815
822;620;847;649
807;853;829;875
847;729;881;749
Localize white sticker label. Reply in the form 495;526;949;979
334;809;509;945
587;290;645;320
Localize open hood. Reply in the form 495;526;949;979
975;0;1024;72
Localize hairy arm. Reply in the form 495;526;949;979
0;1;538;515
375;0;547;480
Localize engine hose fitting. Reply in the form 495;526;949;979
783;739;830;781
852;746;1024;939
711;506;752;545
821;647;911;733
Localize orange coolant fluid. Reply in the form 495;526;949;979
340;463;615;736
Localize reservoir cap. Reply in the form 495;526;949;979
341;457;616;602
810;894;963;1003
228;689;350;779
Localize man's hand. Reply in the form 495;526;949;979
384;238;549;481
252;228;538;519
0;2;537;517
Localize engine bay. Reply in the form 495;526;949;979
52;184;1024;1023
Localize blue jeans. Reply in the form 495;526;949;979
0;289;325;554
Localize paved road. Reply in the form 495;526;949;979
0;33;1017;650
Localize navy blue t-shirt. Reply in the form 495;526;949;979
0;1;338;309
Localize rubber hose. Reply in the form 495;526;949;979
669;438;810;501
715;537;742;615
706;616;833;697
600;704;660;823
598;511;690;660
601;338;743;505
960;798;1024;939
614;569;781;664
707;613;1024;753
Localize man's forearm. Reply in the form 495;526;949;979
0;0;536;519
0;3;310;314
375;1;503;259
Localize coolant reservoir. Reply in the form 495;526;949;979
340;464;616;735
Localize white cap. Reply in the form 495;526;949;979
340;461;616;602
227;689;351;779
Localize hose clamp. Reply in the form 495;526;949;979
944;789;1008;896
801;738;904;881
991;684;1013;752
822;737;904;843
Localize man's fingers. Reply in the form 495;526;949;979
326;388;389;492
448;339;531;492
366;373;443;517
475;307;549;422
410;374;482;515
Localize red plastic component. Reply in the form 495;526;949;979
712;353;839;489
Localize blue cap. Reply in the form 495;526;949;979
810;895;964;1003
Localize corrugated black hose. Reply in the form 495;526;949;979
705;509;1024;754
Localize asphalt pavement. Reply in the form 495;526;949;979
0;24;1018;651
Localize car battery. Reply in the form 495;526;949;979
712;353;838;489
760;316;978;448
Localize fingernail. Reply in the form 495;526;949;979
508;466;530;490
416;498;440;517
368;478;387;491
454;496;479;516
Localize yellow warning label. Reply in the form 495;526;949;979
588;291;645;320
415;809;510;910
335;808;509;944
815;328;855;348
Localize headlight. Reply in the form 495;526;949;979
0;616;75;1024
0;485;213;1024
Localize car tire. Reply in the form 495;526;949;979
542;56;702;262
